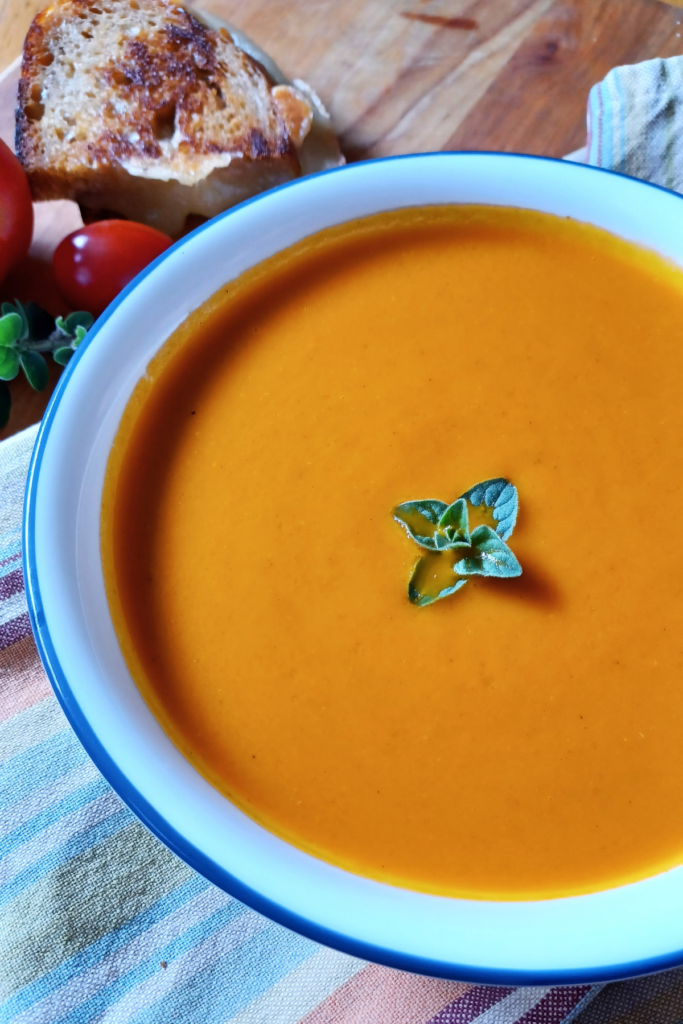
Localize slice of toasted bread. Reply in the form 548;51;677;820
16;0;316;234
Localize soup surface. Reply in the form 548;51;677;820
104;206;683;899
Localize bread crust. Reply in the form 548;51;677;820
16;0;312;233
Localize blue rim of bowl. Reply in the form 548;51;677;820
22;151;683;985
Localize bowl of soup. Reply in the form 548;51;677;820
23;152;683;984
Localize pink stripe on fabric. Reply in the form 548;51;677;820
428;986;514;1023
0;634;51;721
517;986;592;1023
0;612;32;652
300;963;470;1024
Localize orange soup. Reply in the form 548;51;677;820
103;206;683;899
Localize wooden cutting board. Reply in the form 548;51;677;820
2;0;683;439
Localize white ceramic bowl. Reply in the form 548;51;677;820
24;153;683;985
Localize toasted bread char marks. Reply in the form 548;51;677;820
16;0;314;233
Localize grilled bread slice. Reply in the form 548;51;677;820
16;0;317;234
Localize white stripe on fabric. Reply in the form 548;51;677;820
562;986;604;1024
603;68;620;170
0;790;121;887
0;697;65;766
94;911;267;1024
471;987;551;1023
609;69;625;172
0;592;28;628
587;83;601;165
0;760;101;839
8;886;234;1024
614;67;635;179
222;946;365;1024
0;425;37;566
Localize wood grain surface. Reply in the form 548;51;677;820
2;0;683;438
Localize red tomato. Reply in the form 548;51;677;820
53;220;173;316
0;139;33;285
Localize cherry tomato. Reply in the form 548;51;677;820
52;220;173;316
0;139;33;285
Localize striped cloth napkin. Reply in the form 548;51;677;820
586;55;683;187
5;54;683;1021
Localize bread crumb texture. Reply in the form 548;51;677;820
16;0;314;233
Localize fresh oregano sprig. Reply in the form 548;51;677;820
394;477;522;607
0;300;93;429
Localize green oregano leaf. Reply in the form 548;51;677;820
0;303;92;428
0;347;20;381
0;314;23;348
394;500;448;550
454;525;522;578
19;350;49;391
12;300;30;341
395;477;523;605
460;477;518;541
53;346;74;366
437;498;470;548
0;381;10;429
64;310;94;334
408;550;468;606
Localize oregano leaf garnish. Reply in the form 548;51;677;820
64;310;94;333
393;500;448;550
19;351;49;392
453;525;522;578
437;498;470;548
53;346;74;367
0;347;20;381
0;313;22;348
408;550;468;606
0;300;93;426
394;477;522;606
461;477;518;541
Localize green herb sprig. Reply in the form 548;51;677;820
0;300;94;429
394;478;522;606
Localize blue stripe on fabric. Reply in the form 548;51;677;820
1;874;214;1022
0;774;110;859
0;547;20;571
0;696;64;770
0;731;88;810
0;805;131;909
54;899;255;1024
133;921;318;1024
